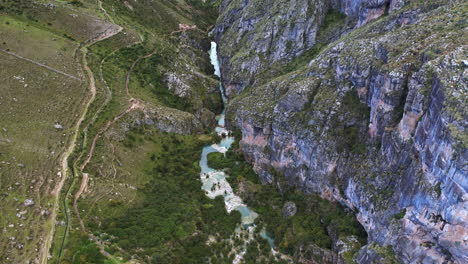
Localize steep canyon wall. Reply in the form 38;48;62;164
214;0;467;263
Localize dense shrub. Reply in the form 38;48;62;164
101;130;240;262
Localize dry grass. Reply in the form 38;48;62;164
0;53;87;263
0;5;117;263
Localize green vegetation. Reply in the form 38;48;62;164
132;53;193;112
393;208;407;220
100;0;218;34
60;233;107;264
5;0;465;263
0;0;29;15
434;182;442;197
103;129;240;262
331;90;370;154
61;128;241;263
243;232;289;264
0;12;88;263
50;0;226;262
208;138;367;261
320;10;346;34
0;0;224;262
342;90;370;118
368;242;401;264
251;189;367;255
207;141;261;191
69;0;84;7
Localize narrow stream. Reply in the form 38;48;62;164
198;42;273;263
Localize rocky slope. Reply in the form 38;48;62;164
215;0;467;263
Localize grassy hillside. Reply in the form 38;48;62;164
0;8;91;263
0;0;224;263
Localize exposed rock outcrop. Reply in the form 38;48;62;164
216;0;467;263
215;0;408;98
110;106;205;138
282;201;298;217
295;243;345;264
160;29;223;129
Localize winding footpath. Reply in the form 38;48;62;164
72;48;156;232
39;24;122;264
59;2;155;259
125;50;158;98
73;100;143;231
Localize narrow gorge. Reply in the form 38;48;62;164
0;0;465;264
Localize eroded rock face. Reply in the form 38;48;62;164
137;106;204;135
295;243;345;264
107;106;204;141
215;0;329;97
214;0;407;98
216;0;467;263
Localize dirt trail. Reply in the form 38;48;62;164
98;0;116;25
73;100;143;231
73;173;89;231
79;100;143;172
71;0;154;239
39;24;122;264
52;3;155;260
125;50;158;98
0;49;83;81
170;23;198;35
72;35;155;236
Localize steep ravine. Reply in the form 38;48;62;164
215;0;467;263
200;42;260;263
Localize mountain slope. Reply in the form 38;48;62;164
0;0;225;263
215;0;467;263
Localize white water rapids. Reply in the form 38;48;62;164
198;42;276;263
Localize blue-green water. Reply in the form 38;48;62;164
199;42;258;226
198;42;276;262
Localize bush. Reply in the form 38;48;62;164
393;208;406;220
100;130;240;262
69;0;84;7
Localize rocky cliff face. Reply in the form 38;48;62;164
215;0;467;263
214;0;407;97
